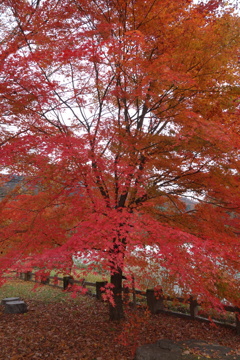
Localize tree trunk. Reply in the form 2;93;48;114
109;270;124;321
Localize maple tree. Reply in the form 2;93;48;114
0;0;239;320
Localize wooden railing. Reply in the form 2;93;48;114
18;271;102;298
15;271;240;334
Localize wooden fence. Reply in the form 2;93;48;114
15;271;240;334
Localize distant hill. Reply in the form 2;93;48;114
181;197;197;211
0;175;23;199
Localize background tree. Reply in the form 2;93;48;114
0;0;239;320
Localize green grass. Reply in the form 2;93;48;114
1;267;110;303
0;281;72;303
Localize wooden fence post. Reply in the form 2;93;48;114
19;272;24;280
236;308;240;335
189;295;198;319
123;286;130;304
131;275;136;309
63;276;74;290
96;281;107;301
146;288;164;314
19;272;32;281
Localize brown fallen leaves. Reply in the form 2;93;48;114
0;281;239;360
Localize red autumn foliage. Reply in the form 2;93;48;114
0;0;239;320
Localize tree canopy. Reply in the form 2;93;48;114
0;0;239;319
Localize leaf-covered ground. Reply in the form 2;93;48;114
0;280;239;360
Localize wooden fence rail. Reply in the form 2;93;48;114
17;271;106;299
15;271;240;334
